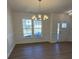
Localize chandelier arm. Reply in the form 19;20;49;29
38;0;41;13
32;0;48;20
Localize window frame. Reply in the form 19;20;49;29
33;20;42;38
22;18;42;38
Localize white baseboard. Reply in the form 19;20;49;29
7;44;15;58
49;41;57;43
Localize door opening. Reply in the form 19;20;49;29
57;23;60;42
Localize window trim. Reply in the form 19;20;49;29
22;18;42;38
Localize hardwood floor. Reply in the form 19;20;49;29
8;42;72;59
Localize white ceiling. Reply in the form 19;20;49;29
7;0;72;13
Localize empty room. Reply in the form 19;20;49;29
7;0;72;59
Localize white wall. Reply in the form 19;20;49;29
7;6;15;58
12;12;50;44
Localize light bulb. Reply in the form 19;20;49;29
38;14;42;19
32;15;36;20
43;15;48;20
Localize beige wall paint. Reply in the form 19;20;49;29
50;14;59;43
50;13;72;42
12;12;50;44
58;14;72;41
7;6;15;58
12;12;72;44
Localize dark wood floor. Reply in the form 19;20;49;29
9;42;72;59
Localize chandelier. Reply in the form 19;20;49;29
32;0;48;20
65;10;72;16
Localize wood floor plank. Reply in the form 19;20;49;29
8;42;72;59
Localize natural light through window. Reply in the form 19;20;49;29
22;19;32;37
22;19;42;38
62;23;67;28
34;20;42;38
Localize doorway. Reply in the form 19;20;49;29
56;22;68;42
57;23;60;42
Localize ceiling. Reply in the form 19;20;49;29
7;0;72;13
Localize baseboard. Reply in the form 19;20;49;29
15;40;72;45
49;40;72;43
7;44;15;58
49;41;57;43
15;41;50;45
58;41;72;43
15;40;49;44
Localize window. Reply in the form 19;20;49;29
34;20;42;38
22;19;42;38
62;23;67;28
22;19;32;37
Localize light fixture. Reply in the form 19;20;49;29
32;0;48;20
65;10;72;16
